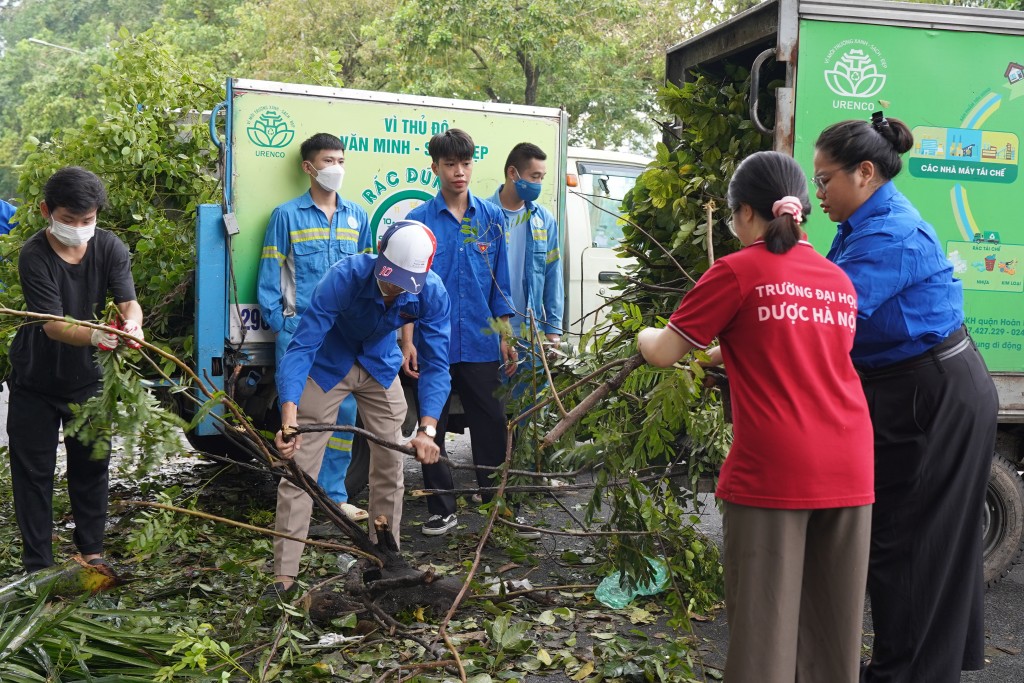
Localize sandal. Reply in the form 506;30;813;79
339;502;368;522
84;556;119;575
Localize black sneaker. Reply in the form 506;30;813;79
513;515;542;540
421;514;458;536
259;581;297;605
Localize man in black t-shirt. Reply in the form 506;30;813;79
6;167;144;573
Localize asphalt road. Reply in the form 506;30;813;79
1;389;1022;680
685;496;1024;682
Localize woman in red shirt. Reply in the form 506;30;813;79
638;151;874;683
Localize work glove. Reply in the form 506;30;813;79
122;319;144;349
91;327;119;351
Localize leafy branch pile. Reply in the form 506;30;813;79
513;65;771;624
66;334;189;478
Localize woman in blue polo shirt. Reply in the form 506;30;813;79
814;113;999;683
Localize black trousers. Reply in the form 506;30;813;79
421;361;508;516
6;382;110;572
860;331;997;683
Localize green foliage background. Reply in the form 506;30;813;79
0;31;223;380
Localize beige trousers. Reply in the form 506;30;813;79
722;502;872;683
273;366;407;578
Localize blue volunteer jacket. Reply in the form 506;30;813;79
487;187;564;337
406;191;514;363
257;191;372;335
276;254;452;419
826;181;963;368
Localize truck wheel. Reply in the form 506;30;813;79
983;454;1024;588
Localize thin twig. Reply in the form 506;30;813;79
466;583;599;601
623;275;688;294
705;199;717;267
510;356;632;425
441;631;466;683
435;429;515;646
495;518;655;537
528;311;567;417
412;464;694;496
122;500;383;566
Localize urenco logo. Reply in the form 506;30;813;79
246;106;296;152
824;40;888;111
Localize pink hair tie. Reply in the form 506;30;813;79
772;196;804;224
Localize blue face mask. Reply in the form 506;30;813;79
512;169;542;203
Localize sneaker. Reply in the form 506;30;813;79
259;581;297;605
421;514;458;536
339;502;368;522
512;515;542;541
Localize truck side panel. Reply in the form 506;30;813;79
194;204;227;435
793;19;1024;376
227;81;566;346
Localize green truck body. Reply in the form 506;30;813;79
667;0;1024;585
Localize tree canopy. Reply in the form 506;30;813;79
0;0;759;199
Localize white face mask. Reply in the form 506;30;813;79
49;218;95;247
313;164;345;193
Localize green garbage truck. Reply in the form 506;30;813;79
667;0;1024;586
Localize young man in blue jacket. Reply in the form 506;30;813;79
268;220;450;598
0;198;17;235
258;133;371;521
488;142;564;352
401;128;518;536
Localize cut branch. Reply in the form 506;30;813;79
541;353;647;448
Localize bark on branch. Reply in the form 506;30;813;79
540;353;647;449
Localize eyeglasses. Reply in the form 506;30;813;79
811;173;833;193
811;165;851;193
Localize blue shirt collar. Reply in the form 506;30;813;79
841;180;898;233
297;189;345;213
489;185;534;212
426;190;481;219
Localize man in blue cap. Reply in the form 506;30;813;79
266;219;451;600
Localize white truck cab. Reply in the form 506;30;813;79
563;147;649;337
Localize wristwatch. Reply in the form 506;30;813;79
417;424;437;438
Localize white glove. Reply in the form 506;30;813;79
122;319;144;349
91;327;119;351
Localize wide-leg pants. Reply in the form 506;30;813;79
722;502;872;683
277;331;358;504
860;337;997;683
7;381;110;572
273;367;406;578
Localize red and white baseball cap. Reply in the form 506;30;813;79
375;220;437;294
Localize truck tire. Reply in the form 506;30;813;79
983;454;1024;588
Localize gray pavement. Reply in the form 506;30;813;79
1;398;1021;679
686;496;1024;681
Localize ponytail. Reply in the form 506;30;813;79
816;112;914;180
763;196;803;254
727;153;811;255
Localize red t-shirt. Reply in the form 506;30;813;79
669;241;874;509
